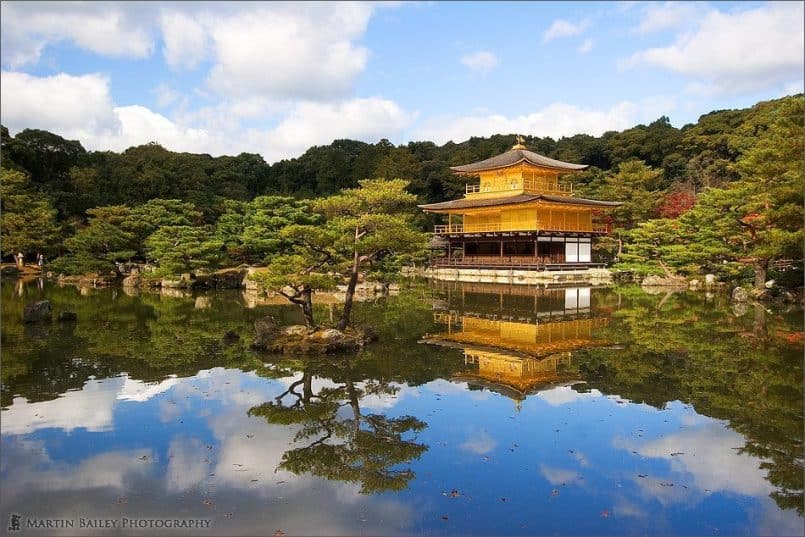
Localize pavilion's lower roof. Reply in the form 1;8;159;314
418;194;623;212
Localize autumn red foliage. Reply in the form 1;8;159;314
659;190;696;218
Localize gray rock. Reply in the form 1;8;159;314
23;301;52;323
252;315;279;348
311;328;345;342
764;279;776;289
705;274;716;285
57;311;77;322
688;279;700;289
642;275;688;288
161;278;185;288
281;325;309;337
732;287;749;303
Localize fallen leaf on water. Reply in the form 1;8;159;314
600;510;610;518
441;516;449;521
551;489;559;497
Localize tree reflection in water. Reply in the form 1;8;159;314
249;359;427;494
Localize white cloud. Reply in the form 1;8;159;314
165;437;209;493
578;38;594;54
2;3;377;101
416;98;674;144
2;70;413;162
159;10;208;70
257;97;413;160
635;2;709;34
2;378;121;434
627;423;773;498
0;2;153;68
1;373;185;435
539;464;581;485
622;2;804;95
459;430;497;455
205;3;373;100
1;71;120;140
117;375;180;402
542;18;591;42
153;83;182;108
460;51;498;73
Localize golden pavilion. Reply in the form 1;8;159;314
419;137;622;269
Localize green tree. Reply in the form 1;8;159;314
249;225;341;328
0;168;61;257
125;199;203;254
660;96;804;287
144;225;223;276
313;179;427;329
594;160;664;260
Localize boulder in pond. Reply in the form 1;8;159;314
641;275;688;289
251;315;280;349
310;328;345;341
223;329;240;342
281;325;309;338
23;301;52;323
57;311;77;322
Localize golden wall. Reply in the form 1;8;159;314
460;206;593;233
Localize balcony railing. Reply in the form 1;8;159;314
432;255;607;269
434;222;610;234
465;180;573;195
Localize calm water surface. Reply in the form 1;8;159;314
1;279;802;536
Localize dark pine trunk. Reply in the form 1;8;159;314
301;287;315;329
336;250;360;330
753;259;769;290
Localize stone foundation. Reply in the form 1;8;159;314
418;266;613;286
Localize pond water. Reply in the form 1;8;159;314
1;279;802;536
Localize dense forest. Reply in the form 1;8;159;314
1;94;802;286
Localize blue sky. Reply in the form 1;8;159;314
1;1;803;162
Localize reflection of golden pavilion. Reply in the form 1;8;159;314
424;285;609;402
433;314;606;357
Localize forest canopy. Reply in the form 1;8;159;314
1;94;802;286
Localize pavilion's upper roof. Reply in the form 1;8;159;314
418;193;622;212
451;148;588;174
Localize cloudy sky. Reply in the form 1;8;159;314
1;1;802;162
